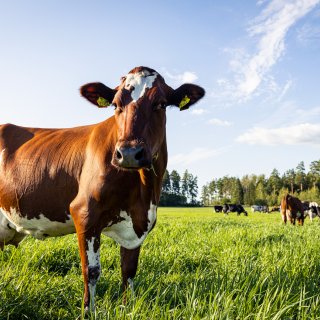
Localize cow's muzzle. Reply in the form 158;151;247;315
112;144;151;169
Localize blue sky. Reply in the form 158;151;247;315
1;0;320;189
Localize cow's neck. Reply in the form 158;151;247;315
138;139;167;205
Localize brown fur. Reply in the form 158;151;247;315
280;194;305;226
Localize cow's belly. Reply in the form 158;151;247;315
0;207;75;239
102;203;157;250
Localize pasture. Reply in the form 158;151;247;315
1;208;320;319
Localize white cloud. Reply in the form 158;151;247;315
215;0;319;103
168;147;227;167
296;106;320;119
163;70;198;86
236;0;320;99
236;123;320;146
208;118;233;127
297;22;320;45
191;108;207;115
276;79;293;102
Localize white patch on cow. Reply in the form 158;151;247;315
0;149;5;162
102;202;157;250
86;237;100;268
0;207;75;239
0;149;6;171
86;237;100;311
308;202;319;221
125;70;158;102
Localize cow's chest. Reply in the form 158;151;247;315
102;203;157;249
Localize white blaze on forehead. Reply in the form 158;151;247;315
125;70;158;102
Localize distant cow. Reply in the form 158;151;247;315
251;205;268;213
306;202;320;222
280;194;305;225
269;206;280;212
223;204;248;216
214;205;223;212
302;201;310;212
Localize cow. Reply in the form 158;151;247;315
269;205;280;213
251;205;268;213
222;204;248;216
280;194;305;225
306;202;320;222
0;66;205;312
213;205;223;212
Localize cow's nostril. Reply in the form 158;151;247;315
135;148;144;160
116;149;122;160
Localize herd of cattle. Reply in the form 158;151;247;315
0;65;319;312
214;195;320;225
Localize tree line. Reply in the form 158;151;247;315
160;169;199;206
201;160;320;206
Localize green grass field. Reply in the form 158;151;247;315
1;207;320;320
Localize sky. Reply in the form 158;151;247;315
0;0;320;189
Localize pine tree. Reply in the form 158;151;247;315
310;160;320;190
181;170;189;200
170;170;181;196
162;169;171;193
231;178;244;204
295;161;306;192
188;174;198;205
201;185;210;206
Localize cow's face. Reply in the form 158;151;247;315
81;67;205;170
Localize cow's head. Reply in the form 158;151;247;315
80;66;205;170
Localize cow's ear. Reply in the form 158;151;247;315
80;82;116;108
169;84;205;111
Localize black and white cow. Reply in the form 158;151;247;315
222;204;248;216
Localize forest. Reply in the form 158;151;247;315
160;159;320;207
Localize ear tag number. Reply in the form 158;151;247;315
179;95;190;109
97;97;110;108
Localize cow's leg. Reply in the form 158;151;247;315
281;210;287;224
297;213;304;226
74;225;101;312
308;212;313;222
70;200;102;312
70;196;105;313
120;246;141;304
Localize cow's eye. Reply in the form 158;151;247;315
154;102;167;111
113;103;123;113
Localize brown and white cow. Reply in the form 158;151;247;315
280;194;305;226
0;66;205;311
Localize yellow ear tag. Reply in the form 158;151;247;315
97;97;110;108
179;95;190;109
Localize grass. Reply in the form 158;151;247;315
1;207;320;319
